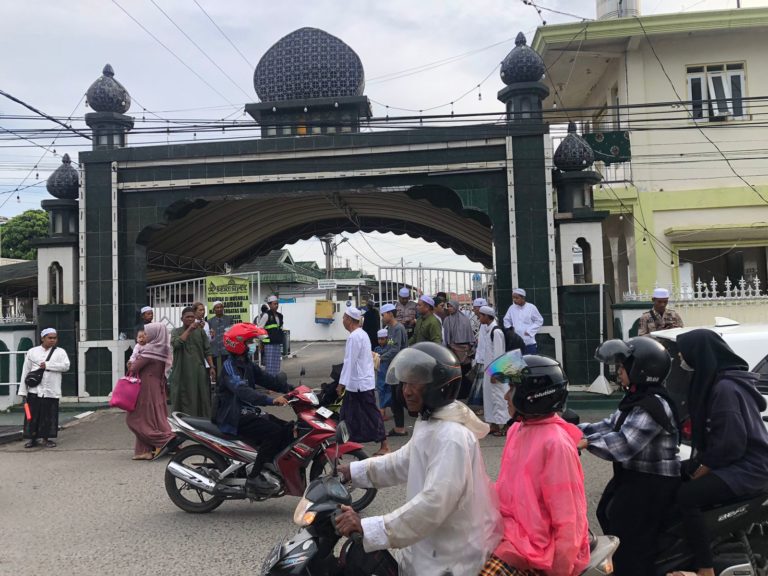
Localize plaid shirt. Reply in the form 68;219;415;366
637;308;683;335
579;397;680;477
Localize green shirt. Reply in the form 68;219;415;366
409;314;443;345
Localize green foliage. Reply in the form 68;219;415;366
1;210;49;260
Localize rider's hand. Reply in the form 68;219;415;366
272;396;288;407
577;438;588;450
338;463;351;483
336;384;345;396
335;505;363;537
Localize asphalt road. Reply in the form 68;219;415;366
0;341;615;576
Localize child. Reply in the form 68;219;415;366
126;330;147;372
373;328;392;420
480;351;590;576
581;337;680;576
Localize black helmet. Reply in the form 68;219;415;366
512;355;569;417
594;337;671;387
385;342;461;419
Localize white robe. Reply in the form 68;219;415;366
502;302;543;346
476;321;509;425
339;327;375;392
350;402;502;576
18;345;71;398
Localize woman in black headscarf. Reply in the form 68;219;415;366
669;329;768;576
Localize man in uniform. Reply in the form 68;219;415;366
257;295;285;375
395;287;417;338
637;288;684;335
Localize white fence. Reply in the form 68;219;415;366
622;277;768;327
377;266;494;308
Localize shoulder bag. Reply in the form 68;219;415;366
24;346;56;388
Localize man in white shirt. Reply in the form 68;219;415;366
334;342;502;576
338;306;390;456
502;288;544;354
476;306;509;436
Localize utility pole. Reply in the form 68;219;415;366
319;234;348;300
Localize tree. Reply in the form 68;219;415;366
0;210;49;260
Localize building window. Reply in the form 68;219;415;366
679;246;766;292
48;262;63;304
573;239;593;284
687;63;746;121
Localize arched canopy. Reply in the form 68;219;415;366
139;188;493;282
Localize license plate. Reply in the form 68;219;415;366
316;406;334;419
261;542;282;573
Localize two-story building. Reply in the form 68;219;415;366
533;2;768;303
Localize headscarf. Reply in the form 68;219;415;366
140;322;171;364
677;329;749;450
443;300;474;345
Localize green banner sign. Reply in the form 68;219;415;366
206;276;250;322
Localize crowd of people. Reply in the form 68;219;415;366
19;285;768;576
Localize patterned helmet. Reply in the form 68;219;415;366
223;323;267;356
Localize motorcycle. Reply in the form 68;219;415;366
164;385;377;514
260;423;621;576
651;489;768;575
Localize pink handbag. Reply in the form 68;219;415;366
110;374;141;412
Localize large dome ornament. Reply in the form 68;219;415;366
86;64;131;114
553;123;595;171
46;154;79;199
500;32;546;85
253;28;365;102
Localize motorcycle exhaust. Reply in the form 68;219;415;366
166;461;217;493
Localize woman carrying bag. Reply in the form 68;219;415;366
125;322;179;461
18;328;70;449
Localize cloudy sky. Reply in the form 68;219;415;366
0;0;758;274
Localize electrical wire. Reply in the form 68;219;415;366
111;0;238;107
148;0;253;101
192;0;254;70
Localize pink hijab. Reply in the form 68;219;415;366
140;323;171;364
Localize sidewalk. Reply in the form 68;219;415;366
0;403;109;445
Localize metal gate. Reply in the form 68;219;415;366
377;266;494;310
147;272;261;329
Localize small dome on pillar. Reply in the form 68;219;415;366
554;123;595;171
86;64;131;113
46;154;79;199
500;32;546;85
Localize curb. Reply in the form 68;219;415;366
0;410;98;446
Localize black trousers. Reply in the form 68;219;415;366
597;468;680;576
457;362;473;400
237;413;293;474
389;383;405;428
676;472;736;569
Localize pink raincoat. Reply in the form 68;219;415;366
494;414;590;575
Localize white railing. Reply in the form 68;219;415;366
377;266;494;309
0;315;31;325
622;277;768;326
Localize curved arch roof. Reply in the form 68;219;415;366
142;190;492;282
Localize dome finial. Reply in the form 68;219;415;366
567;121;577;133
515;32;527;47
500;31;545;85
86;64;131;113
102;64;115;77
46;154;79;199
554;124;595;171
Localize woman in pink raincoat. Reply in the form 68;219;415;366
480;353;590;576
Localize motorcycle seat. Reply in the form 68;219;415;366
179;416;240;440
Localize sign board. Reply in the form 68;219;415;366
206;276;250;322
317;279;338;290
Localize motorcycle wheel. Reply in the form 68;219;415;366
164;445;227;514
309;449;378;512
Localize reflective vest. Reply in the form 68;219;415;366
262;310;284;345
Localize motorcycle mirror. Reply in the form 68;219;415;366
562;408;580;425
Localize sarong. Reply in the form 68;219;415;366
340;389;386;443
263;343;282;376
23;393;59;439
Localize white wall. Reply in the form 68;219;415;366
36;246;77;305
0;327;36;410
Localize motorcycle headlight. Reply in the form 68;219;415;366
292;496;317;526
596;557;614;575
306;392;319;406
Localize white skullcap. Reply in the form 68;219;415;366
267;295;278;303
40;328;57;338
653;288;670;299
479;306;496;317
212;300;223;307
345;306;362;321
398;287;410;298
512;288;527;298
380;303;396;314
473;298;487;307
419;295;435;307
377;329;389;338
140;306;153;314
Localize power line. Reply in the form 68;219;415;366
111;0;238;107
148;0;252;101
0;89;91;140
192;0;254;70
521;0;594;22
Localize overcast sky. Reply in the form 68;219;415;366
0;0;757;274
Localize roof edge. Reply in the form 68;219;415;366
532;7;768;53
